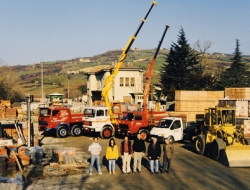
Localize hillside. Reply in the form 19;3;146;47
1;49;250;99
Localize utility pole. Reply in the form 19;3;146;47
41;61;44;103
68;75;70;99
26;94;33;147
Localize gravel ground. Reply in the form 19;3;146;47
1;123;250;190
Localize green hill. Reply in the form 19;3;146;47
1;49;250;99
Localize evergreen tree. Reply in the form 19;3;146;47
217;39;249;89
160;27;200;97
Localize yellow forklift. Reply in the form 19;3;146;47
195;105;250;167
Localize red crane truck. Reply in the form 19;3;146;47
117;25;170;140
38;106;83;138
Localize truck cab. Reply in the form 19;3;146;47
149;117;185;143
82;106;115;139
118;111;149;139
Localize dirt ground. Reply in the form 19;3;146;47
1;126;250;190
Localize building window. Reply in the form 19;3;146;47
131;78;135;86
125;77;129;86
120;77;124;86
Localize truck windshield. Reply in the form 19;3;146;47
158;119;173;128
84;108;96;117
121;113;134;121
39;108;51;117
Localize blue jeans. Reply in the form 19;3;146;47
150;159;159;172
89;155;101;173
108;159;116;171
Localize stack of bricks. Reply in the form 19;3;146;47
0;147;19;172
5;108;18;119
0;156;7;172
0;147;8;172
52;148;76;164
7;161;17;172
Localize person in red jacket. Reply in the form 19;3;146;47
147;137;161;174
120;136;133;174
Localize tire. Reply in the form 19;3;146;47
71;125;82;137
100;127;113;139
195;134;206;155
245;138;250;145
169;136;174;144
211;138;224;160
140;130;148;141
56;126;68;138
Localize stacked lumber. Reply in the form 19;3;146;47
0;104;6;118
175;90;224;112
173;90;224;122
225;88;250;99
0;100;11;107
5;108;18;118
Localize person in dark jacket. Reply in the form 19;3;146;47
120;136;133;174
147;137;161;174
132;133;146;173
162;138;174;174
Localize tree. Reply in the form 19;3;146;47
192;40;218;90
216;39;249;89
0;65;25;102
160;27;200;97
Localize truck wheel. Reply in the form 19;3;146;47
211;138;224;160
101;127;112;139
195;134;206;155
245;138;250;145
71;125;82;137
56;126;68;138
169;136;174;144
140;131;148;140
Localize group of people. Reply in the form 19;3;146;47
88;134;174;175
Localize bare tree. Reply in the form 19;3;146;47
193;40;214;73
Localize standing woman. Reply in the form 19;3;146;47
106;138;119;174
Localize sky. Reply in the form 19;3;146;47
0;0;249;66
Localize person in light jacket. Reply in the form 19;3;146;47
162;138;174;174
88;137;102;175
106;138;119;174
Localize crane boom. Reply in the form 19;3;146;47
142;25;170;113
101;1;157;125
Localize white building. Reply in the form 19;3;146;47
85;65;144;106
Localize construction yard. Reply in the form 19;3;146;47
0;123;249;190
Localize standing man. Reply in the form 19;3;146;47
148;137;161;174
133;133;146;173
88;137;102;175
162;138;174;174
120;136;133;174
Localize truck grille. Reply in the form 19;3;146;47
83;121;92;126
39;121;47;126
119;124;128;130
